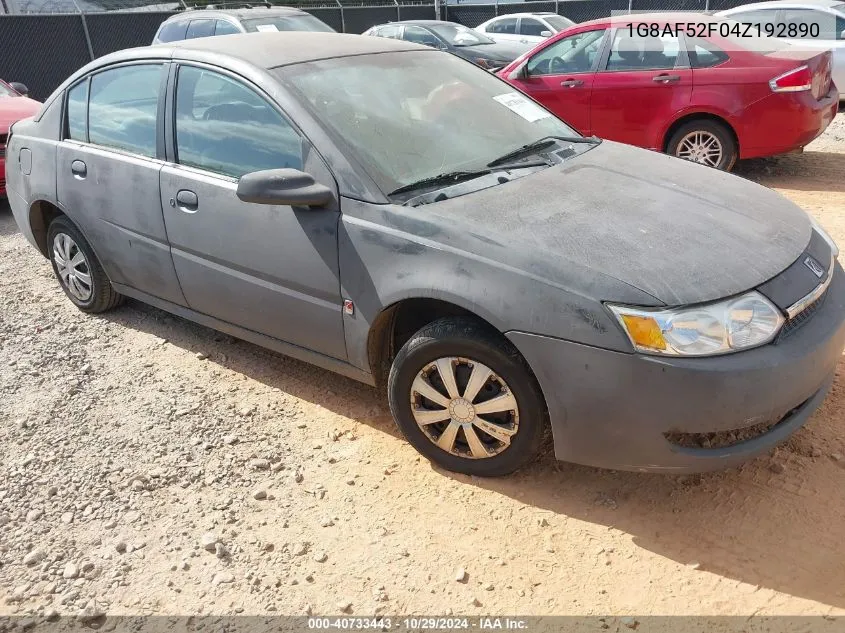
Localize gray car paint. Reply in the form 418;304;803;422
5;32;843;472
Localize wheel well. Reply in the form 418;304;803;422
367;298;496;390
28;200;64;258
663;113;739;154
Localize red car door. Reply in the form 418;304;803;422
506;28;608;135
590;30;692;149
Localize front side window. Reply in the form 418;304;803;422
605;31;680;71
66;79;88;141
175;66;302;178
156;20;188;42
489;17;516;34
186;19;215;39
88;64;162;157
519;18;546;37
527;29;606;75
402;26;441;47
241;15;335;33
278;50;578;195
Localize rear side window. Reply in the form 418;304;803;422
66;79;88;141
606;32;680;71
87;64;162;157
490;17;516;34
377;25;402;39
214;20;240;35
186;19;215;39
156;19;188;42
174;66;303;178
686;37;729;68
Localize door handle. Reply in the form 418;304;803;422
70;160;87;179
560;79;584;88
652;74;681;83
175;189;198;212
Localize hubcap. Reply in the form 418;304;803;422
676;131;723;167
410;357;519;460
52;233;92;302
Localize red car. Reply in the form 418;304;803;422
498;13;838;170
1;79;40;196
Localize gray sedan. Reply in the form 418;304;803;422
5;33;845;476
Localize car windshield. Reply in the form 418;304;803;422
241;15;335;33
544;15;574;31
0;82;17;97
428;23;494;46
277;50;579;196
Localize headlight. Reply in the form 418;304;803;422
810;215;839;258
608;291;785;356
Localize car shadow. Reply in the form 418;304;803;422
736;150;845;193
0;199;21;236
94;292;845;612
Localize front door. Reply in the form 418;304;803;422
590;30;692;149
56;63;186;306
508;28;608;134
159;64;346;360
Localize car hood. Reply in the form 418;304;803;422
457;41;525;62
425;141;810;306
0;96;41;133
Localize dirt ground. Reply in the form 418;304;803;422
2;121;845;621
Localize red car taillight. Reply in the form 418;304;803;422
769;65;812;93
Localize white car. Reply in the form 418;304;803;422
717;0;845;99
475;12;575;47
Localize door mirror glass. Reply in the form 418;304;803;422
9;82;28;96
540;30;553;38
237;168;334;207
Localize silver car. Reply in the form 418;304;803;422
5;33;845;476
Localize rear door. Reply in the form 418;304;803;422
56;62;186;306
507;28;608;134
590;29;692;148
158;63;346;359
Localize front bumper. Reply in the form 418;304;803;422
507;261;845;473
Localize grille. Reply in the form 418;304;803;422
778;291;827;341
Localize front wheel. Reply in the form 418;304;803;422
387;317;546;477
667;119;737;171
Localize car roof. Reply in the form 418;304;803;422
148;31;423;68
487;12;559;18
719;0;843;9
163;6;309;21
575;11;726;28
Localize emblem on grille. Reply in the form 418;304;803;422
803;255;825;279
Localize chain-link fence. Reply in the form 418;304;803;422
0;0;754;100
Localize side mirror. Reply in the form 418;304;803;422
840;28;845;39
507;58;530;80
236;168;334;208
540;30;552;38
9;82;28;96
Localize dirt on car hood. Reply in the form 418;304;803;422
434;140;811;305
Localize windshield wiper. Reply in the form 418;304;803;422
388;160;550;198
487;135;600;168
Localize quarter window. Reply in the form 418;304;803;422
186;19;215;39
214;20;241;35
66;79;88;142
527;29;606;75
174;66;303;178
686;37;729;68
87;64;162;157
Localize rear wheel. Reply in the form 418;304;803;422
387;317;546;477
47;216;123;313
667;119;737;171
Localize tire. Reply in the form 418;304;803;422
47;215;123;313
387;316;546;477
666;119;737;172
